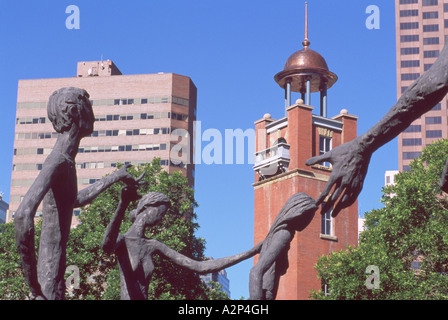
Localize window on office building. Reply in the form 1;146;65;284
426;130;442;138
400;0;418;3
423;11;438;19
426;116;442;124
424;64;433;71
423;24;439;32
401;60;420;68
423;37;439;45
400;9;419;17
423;0;438;6
404;125;421;133
401;35;419;42
401;22;419;30
424;50;440;58
402;138;422;146
401;47;419;55
401;73;420;81
432;103;441;110
403;152;422;160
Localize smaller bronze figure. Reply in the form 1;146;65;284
102;182;262;300
249;192;317;300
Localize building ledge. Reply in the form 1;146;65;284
253;167;329;189
311;164;332;172
320;234;338;242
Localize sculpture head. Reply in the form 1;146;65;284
47;87;94;137
129;192;171;228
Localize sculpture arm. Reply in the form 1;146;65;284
75;164;136;208
151;240;263;274
307;44;448;216
102;199;130;254
102;184;143;254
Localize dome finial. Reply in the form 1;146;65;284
302;2;310;48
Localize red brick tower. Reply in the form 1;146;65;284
253;3;359;300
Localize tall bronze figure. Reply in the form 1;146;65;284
14;87;141;300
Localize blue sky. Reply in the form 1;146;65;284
0;1;398;299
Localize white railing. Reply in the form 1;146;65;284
253;142;290;180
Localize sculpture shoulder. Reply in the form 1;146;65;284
42;151;75;171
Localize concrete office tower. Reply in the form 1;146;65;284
9;61;196;223
395;0;448;171
253;3;359;300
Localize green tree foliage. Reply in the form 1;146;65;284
0;159;229;300
312;139;448;300
66;159;229;300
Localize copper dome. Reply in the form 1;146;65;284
283;47;330;72
274;46;338;94
274;2;337;94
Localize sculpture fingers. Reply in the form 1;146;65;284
332;175;364;217
316;172;339;205
305;151;333;167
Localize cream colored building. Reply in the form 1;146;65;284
9;61;196;223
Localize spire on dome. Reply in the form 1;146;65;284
302;2;310;48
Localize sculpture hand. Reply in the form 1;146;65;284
306;138;372;217
120;171;147;202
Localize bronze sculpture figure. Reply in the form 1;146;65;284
14;87;141;300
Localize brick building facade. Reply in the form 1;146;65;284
252;3;359;299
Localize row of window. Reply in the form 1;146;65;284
402;131;444;145
401;35;448;44
400;61;434;71
403;151;422;160
401;73;420;81
400;10;440;19
402;138;422;146
78;143;167;153
401;48;440;57
401;115;443;125
400;23;446;32
16;111;188;126
11;160;186;189
400;0;440;5
17;95;190;110
13;159;171;172
110;96;189;107
404;132;443;143
14;143;168;156
15;127;172;140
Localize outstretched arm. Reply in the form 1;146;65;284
150;240;263;274
75;165;140;208
102;180;145;254
307;44;448;216
102;198;130;255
